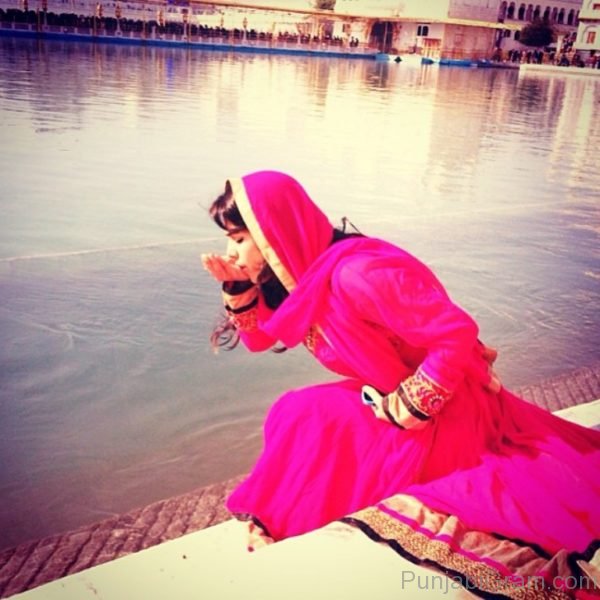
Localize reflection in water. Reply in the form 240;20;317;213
549;75;600;193
0;37;599;550
514;77;552;115
365;61;391;91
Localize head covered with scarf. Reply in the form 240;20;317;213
225;171;335;293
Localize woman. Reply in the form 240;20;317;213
202;171;600;597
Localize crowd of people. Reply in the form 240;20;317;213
492;45;600;68
504;47;545;63
556;50;599;68
0;7;358;48
486;29;600;68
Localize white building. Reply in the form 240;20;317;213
575;0;600;58
328;0;515;59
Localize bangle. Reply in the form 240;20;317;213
225;296;258;314
397;385;431;421
381;395;406;429
223;283;258;312
222;280;255;295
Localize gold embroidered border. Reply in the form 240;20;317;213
400;367;452;418
228;177;296;293
418;366;452;395
349;505;572;600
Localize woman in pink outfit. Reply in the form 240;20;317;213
202;171;600;598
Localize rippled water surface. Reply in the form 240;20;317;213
0;36;599;549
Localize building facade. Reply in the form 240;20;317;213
576;0;600;57
331;0;515;59
496;0;581;53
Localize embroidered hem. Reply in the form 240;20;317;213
341;494;598;600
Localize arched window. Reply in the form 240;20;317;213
574;10;579;26
557;8;564;23
507;2;516;18
515;30;521;41
567;9;574;25
542;7;550;22
518;3;526;19
533;5;541;20
526;4;533;20
551;7;557;22
417;24;429;36
498;1;507;21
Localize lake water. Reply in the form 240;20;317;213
0;36;599;550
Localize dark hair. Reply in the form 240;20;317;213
208;182;244;232
209;184;288;306
208;187;362;351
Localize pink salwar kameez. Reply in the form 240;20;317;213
217;171;600;598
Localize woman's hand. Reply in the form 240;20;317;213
201;253;250;282
479;342;502;393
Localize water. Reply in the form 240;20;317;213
0;36;599;550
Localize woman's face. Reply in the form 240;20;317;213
225;225;265;283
